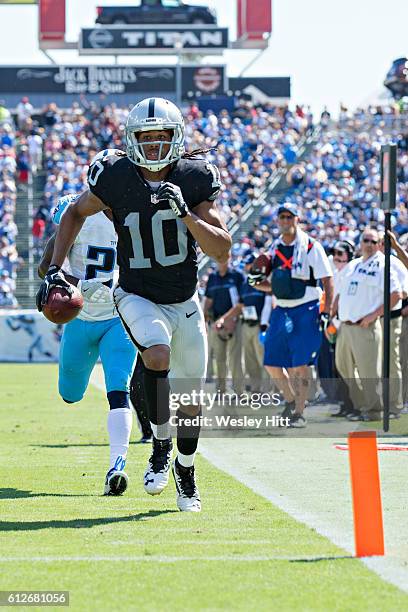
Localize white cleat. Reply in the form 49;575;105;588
144;437;173;496
172;459;201;512
104;469;128;496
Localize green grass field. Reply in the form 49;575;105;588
1;365;407;611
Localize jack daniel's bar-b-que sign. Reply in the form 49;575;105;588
0;65;227;97
0;66;176;95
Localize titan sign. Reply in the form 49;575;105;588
79;26;229;54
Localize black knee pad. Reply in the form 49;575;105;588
130;356;152;436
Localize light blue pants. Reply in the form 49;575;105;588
59;317;136;403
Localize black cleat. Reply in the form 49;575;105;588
280;400;295;420
172;458;201;512
288;413;307;428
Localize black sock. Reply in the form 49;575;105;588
143;366;170;438
107;390;129;410
176;407;201;457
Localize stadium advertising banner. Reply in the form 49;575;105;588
229;76;290;100
0;65;227;97
79;26;229;55
0;310;61;363
182;66;226;96
0;66;176;95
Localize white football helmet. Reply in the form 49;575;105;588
90;148;125;166
125;97;185;172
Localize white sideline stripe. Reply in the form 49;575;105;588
199;443;408;595
110;539;277;546
90;373;408;594
0;555;347;563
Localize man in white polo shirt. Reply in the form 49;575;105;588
379;232;408;416
334;227;402;421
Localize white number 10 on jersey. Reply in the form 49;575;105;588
124;210;188;268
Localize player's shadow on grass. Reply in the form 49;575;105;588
0;509;178;532
33;441;144;448
0;488;94;499
32;443;109;448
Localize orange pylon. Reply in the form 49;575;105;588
348;431;385;557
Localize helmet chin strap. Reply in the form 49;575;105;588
127;154;171;172
143;161;171;172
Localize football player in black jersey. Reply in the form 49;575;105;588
37;97;231;512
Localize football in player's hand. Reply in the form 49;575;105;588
251;253;272;276
42;285;83;324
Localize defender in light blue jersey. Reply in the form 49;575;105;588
38;149;136;496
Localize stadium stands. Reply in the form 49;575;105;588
1;99;407;306
0;114;19;307
229;104;408;262
34;100;309;246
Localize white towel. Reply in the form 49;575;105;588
229;286;239;306
291;228;310;280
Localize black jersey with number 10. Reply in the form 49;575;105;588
88;154;221;304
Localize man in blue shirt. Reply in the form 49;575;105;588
204;259;245;394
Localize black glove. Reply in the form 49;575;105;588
248;271;267;287
319;312;330;332
36;265;72;312
156;182;188;218
260;324;268;332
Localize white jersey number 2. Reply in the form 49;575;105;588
124;210;188;269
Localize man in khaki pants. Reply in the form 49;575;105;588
388;231;408;411
378;233;408;416
221;253;273;393
204;260;245;394
333;228;402;421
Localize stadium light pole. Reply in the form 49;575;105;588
380;143;397;433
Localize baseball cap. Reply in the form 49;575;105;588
334;240;355;258
277;203;299;217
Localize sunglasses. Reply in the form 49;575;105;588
362;238;378;245
334;250;347;257
278;214;295;220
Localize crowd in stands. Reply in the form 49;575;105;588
185;101;312;226
32;99;310;246
0;109;19;307
230;104;408;263
1;96;408;309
